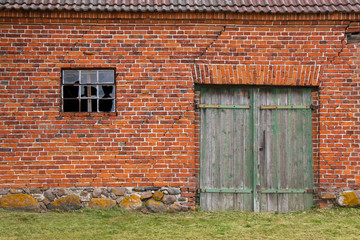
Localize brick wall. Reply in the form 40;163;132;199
0;10;359;208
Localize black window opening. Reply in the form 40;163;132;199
62;69;115;112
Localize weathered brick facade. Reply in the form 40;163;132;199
0;10;359;209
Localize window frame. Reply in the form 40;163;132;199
61;68;116;113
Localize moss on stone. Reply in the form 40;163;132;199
119;195;142;210
48;194;81;211
339;192;360;207
0;194;38;211
88;198;116;209
146;199;166;213
152;191;164;201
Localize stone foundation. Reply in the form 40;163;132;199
336;190;360;208
0;187;188;212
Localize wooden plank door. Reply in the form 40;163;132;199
199;87;253;211
199;86;313;212
255;88;313;212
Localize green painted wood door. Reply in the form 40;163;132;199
199;86;313;212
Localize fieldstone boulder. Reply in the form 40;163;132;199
146;199;166;213
0;194;39;211
101;189;110;198
44;190;56;202
9;189;23;194
111;187;127;196
29;188;41;194
80;191;91;202
116;197;125;204
168;188;181;195
119;195;142;210
48;195;82;211
133;187;145;192
141;192;153;201
152;191;164;201
0;189;9;195
162;195;176;205
145;187;161;191
92;188;102;198
58;188;68;197
38;202;47;211
169;203;182;212
337;191;360;207
88;198;116;209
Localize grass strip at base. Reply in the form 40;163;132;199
0;208;359;240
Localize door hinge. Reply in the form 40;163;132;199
310;104;317;110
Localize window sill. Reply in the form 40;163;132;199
59;112;117;117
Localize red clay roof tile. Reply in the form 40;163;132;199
0;0;359;13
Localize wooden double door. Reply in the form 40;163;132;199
199;86;314;212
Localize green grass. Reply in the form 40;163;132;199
0;208;360;240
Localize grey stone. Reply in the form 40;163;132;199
79;191;91;202
111;187;126;196
0;189;9;195
133;187;145;192
39;202;47;211
42;198;50;206
140;207;151;214
141;192;153;201
181;206;189;212
44;190;56;202
101;189;110;197
116;197;125;204
169;203;182;212
59;188;68;197
92;188;102;198
110;193;117;200
178;197;187;202
144;187;161;191
145;199;166;213
168;188;181;195
9;189;23;194
162;195;176;205
80;191;90;197
29;188;41;194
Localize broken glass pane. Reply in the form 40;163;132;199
63;86;79;98
91;86;97;97
81;99;88;112
91;99;98;112
81;86;97;98
81;86;87;97
63;70;79;84
99;86;114;98
99;70;114;83
81;70;97;84
63;99;79;112
99;99;114;112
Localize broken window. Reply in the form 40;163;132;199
62;69;115;112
